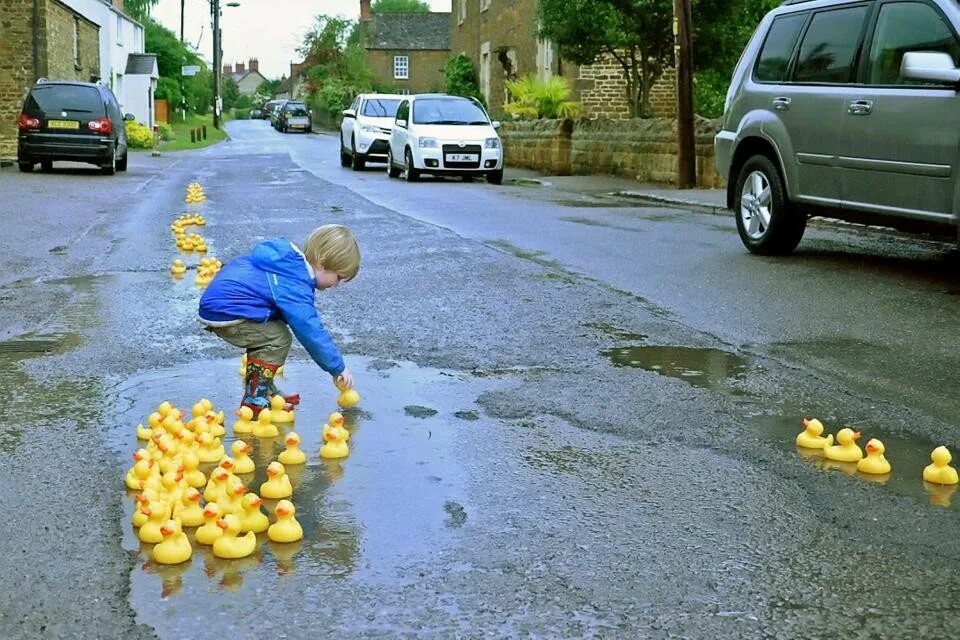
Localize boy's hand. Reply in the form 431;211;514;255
335;368;354;389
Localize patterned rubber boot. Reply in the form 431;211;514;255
241;358;279;417
266;378;300;407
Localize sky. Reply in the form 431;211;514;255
151;0;451;81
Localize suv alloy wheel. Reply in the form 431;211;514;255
404;148;419;182
734;154;805;255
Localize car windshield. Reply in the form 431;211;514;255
412;98;488;125
27;85;102;114
362;98;402;117
285;104;309;116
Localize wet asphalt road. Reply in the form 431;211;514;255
2;120;960;639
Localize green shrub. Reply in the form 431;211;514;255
125;119;154;148
443;54;484;105
156;122;175;141
694;68;730;119
504;75;581;119
232;107;249;120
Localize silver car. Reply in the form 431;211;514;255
716;0;960;254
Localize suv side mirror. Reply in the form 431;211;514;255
901;51;960;85
342;109;355;119
124;113;135;121
491;121;501;130
396;119;407;128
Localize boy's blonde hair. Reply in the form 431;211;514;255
304;224;360;281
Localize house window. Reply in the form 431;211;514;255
73;18;80;66
394;55;409;80
116;14;123;44
458;0;466;24
480;0;491;12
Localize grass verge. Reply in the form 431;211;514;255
157;114;230;152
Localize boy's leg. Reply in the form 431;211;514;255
210;320;296;413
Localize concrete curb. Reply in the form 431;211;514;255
611;190;729;216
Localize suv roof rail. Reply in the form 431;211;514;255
781;0;826;5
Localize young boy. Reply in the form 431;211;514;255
199;224;360;416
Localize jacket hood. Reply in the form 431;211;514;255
249;238;315;284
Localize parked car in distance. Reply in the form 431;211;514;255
249;107;262;119
339;93;405;170
386;94;503;184
262;99;283;120
717;0;960;255
276;101;312;133
17;79;131;175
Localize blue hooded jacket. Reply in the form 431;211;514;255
199;238;345;376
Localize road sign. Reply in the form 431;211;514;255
181;65;200;76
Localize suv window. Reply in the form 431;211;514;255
27;84;103;114
866;1;960;84
396;100;409;123
755;13;807;82
412;98;488;125
794;5;869;83
285;103;309;116
362;98;401;117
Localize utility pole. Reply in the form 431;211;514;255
180;0;185;43
673;0;696;188
212;0;221;129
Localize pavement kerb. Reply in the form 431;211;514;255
611;191;729;216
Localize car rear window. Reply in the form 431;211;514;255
26;85;103;115
754;14;807;82
286;104;309;116
362;99;402;117
412;98;488;125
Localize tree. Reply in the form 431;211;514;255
221;76;240;110
372;0;430;11
443;54;484;105
145;17;208;116
123;0;159;22
299;15;376;119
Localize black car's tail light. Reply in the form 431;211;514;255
88;117;112;134
18;113;40;131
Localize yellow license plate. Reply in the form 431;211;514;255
48;120;79;130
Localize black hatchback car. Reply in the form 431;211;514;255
17;79;131;175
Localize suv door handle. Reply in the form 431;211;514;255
772;97;791;111
848;99;873;115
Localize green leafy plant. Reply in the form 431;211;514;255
504;75;581;119
443;54;484;105
156;122;175;141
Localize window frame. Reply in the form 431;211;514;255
73;17;80;67
480;0;491;12
458;0;467;25
789;3;874;85
393;55;410;80
856;0;960;88
116;14;123;45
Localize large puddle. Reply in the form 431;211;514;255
111;356;500;618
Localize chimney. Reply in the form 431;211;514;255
236;61;245;74
360;0;372;21
249;58;259;72
223;63;232;75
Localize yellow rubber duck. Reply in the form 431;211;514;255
252;408;278;438
268;394;295;423
923;446;959;485
278;432;307;465
320;422;350;459
328;411;349;441
203;466;231;504
195;503;224;545
132;494;150;528
196;432;225;463
153;519;192;565
138;500;168;544
136;421;153;441
268;499;303;543
238;354;247;377
260;461;293;499
336;378;360;408
239;493;270;533
176;487;206;527
233;406;256;434
857;438;891;475
170;259;186;276
796;418;829;449
218;478;248;517
181;451;206;489
156;401;174;417
823;428;863;462
231;440;255;474
125;449;153;490
212;514;256;559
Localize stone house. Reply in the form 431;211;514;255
359;0;450;94
0;0;101;161
224;58;268;97
450;0;676;119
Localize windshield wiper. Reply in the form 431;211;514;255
466;120;490;125
58;107;93;113
420;119;464;125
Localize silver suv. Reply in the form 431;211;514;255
716;0;960;254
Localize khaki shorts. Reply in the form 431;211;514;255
207;319;292;365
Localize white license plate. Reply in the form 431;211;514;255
446;153;478;162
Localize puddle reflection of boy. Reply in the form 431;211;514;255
199;224;359;416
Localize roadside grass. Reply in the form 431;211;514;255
157;113;231;151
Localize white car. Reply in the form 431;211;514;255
386;94;503;184
339;93;405;170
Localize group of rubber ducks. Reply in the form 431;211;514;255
796;417;959;485
169;192;222;286
126;397;311;565
185;181;207;204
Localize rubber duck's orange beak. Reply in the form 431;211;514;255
802;418;810;427
235;408;243;417
237;485;248;496
852;431;862;440
160;525;173;536
216;519;228;530
866;442;879;453
140;507;151;516
276;506;289;516
204;508;218;518
251;496;262;507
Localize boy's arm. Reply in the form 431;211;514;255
273;287;345;377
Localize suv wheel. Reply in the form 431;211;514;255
404;149;420;182
351;139;365;171
387;149;401;178
734;154;805;255
340;139;350;167
117;151;128;172
101;149;116;176
18;161;33;173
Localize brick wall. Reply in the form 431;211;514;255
577;53;677;119
0;0;100;161
366;50;448;93
499;116;723;187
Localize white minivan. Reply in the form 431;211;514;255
340;93;405;170
386;94;503;184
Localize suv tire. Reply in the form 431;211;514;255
18;161;32;173
117;151;128;172
734;154;805;255
101;149;116;176
404;149;420;182
340;139;350;167
351;139;365;171
387;149;401;178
